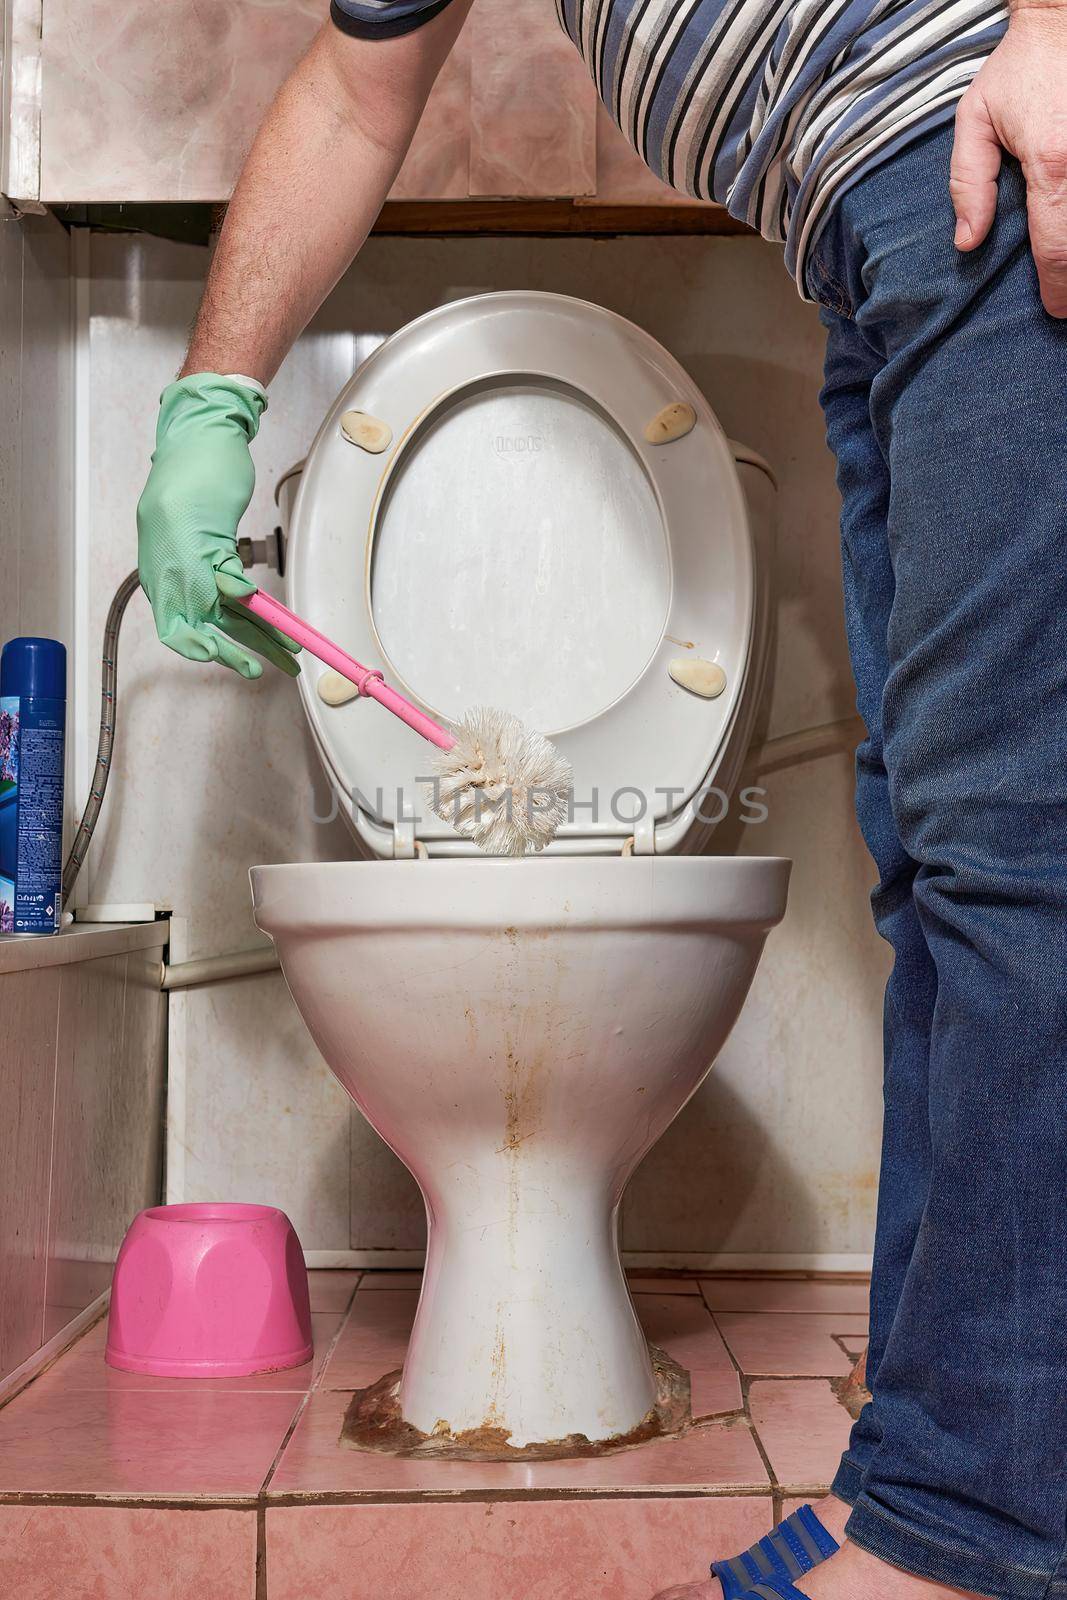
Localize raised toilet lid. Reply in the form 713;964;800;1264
288;291;755;857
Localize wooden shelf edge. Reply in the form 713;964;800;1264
46;198;752;244
373;199;752;237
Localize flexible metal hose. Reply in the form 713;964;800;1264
61;568;141;906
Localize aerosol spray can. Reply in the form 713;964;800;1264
0;638;66;936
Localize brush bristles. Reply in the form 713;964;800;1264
428;707;573;855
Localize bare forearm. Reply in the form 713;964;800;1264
182;10;469;383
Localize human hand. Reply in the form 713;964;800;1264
950;1;1067;316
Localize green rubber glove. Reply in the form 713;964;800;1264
137;373;300;679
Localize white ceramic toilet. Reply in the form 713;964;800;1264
251;292;790;1451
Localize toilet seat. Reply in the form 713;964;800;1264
287;292;765;859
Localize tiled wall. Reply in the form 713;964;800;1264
0;215;173;1385
0;211;74;685
0;924;169;1386
82;228;890;1264
37;0;684;207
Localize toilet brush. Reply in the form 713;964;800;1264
237;590;572;855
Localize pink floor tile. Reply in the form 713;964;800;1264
714;1313;868;1377
269;1389;768;1495
357;1272;424;1291
749;1380;855;1491
633;1295;742;1416
307;1270;361;1312
0;1379;300;1496
627;1275;702;1295
701;1279;870;1315
51;1312;342;1393
0;1504;256;1600
266;1496;771;1600
319;1289;419;1388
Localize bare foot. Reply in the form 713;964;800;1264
650;1495;853;1600
792;1541;981;1600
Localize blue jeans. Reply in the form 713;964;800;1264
807;124;1067;1600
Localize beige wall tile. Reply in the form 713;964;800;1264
392;26;472;201
351;1116;425;1252
0;968;61;1380
40;0;599;205
180;972;353;1251
41;1;321;202
469;0;596;197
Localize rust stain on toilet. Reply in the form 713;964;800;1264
501;1044;544;1152
488;1320;508;1398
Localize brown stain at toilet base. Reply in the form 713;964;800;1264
339;1343;693;1462
831;1348;871;1421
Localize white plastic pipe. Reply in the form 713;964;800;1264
160;946;280;991
744;713;864;779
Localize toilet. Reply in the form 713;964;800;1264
251;292;791;1451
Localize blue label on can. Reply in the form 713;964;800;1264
0;693;64;935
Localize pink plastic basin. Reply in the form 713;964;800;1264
105;1203;313;1378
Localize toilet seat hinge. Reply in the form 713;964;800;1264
626;814;656;855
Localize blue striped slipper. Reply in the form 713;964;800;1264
712;1504;839;1598
735;1584;818;1600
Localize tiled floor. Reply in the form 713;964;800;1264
0;1271;868;1599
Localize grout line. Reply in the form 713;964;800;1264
0;1486;779;1511
255;1501;267;1600
738;1371;779;1494
734;1372;849;1383
308;1284;361;1397
711;1305;781;1504
258;1389;315;1499
0;1492;257;1509
250;1272;367;1516
304;1254;875;1275
258;1486;777;1508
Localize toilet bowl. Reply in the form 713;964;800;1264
253;292;791;1449
253;856;788;1446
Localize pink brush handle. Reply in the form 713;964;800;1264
238;589;455;752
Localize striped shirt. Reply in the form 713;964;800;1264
331;0;1009;292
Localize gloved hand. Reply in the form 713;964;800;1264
137;373;301;678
